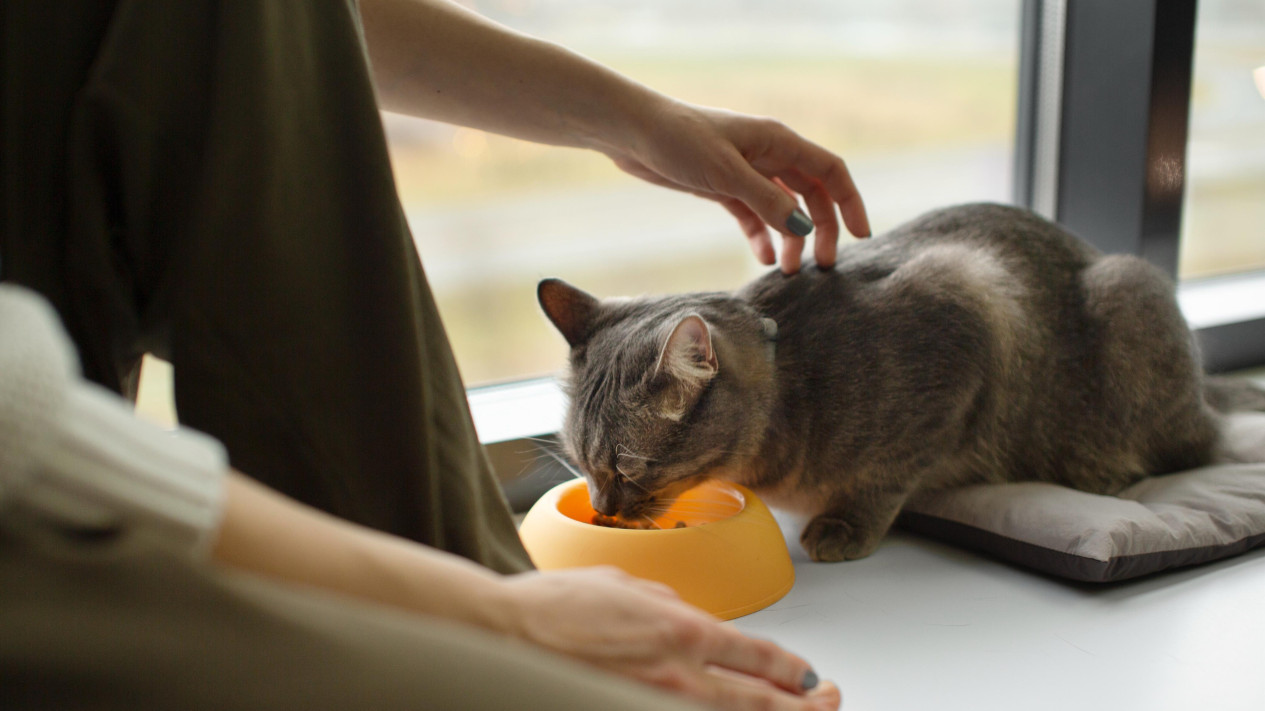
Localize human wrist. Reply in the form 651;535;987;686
466;571;533;640
559;53;671;158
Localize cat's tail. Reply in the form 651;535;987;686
1205;376;1265;464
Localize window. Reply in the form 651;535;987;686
1178;0;1265;375
385;0;1023;387
1180;0;1265;280
1015;0;1265;374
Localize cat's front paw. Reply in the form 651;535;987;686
801;515;882;562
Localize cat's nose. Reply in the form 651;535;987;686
590;479;620;516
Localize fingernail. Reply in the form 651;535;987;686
801;668;819;691
785;208;813;237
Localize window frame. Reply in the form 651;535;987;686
1013;0;1265;372
474;0;1265;507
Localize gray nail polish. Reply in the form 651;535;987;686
802;668;819;691
786;208;813;237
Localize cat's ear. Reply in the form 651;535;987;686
654;315;718;419
538;278;600;347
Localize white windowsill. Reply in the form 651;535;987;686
467;271;1265;445
468;377;567;444
1176;269;1265;330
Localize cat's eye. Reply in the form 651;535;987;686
614;451;650;479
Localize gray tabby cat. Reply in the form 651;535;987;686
538;203;1265;562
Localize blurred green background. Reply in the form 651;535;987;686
385;0;1264;387
134;0;1264;425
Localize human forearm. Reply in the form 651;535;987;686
359;0;659;154
358;0;870;272
211;474;838;709
1;283;838;709
211;471;513;632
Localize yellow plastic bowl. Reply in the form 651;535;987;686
518;479;794;620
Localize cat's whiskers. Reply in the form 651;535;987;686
525;436;587;468
615;447;654;462
517;448;566;468
505;453;562;483
613;444;656;495
522;435;569;455
504;438;567;480
614;464;653;496
532;443;584;480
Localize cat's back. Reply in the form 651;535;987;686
733;202;1211;493
795;202;1091;280
739;203;1093;323
733;205;1065;475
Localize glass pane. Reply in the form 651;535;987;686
1180;0;1265;280
386;0;1020;386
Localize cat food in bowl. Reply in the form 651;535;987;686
518;479;794;620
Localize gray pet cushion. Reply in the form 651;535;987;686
897;463;1265;582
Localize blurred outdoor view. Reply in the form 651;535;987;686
1180;0;1265;280
128;1;1265;427
385;0;1022;386
134;0;1264;426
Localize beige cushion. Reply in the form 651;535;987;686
898;464;1265;582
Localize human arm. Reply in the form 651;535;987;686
0;284;838;711
358;0;869;272
215;471;840;711
0;285;224;547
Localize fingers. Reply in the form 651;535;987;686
754;133;871;241
804;680;843;710
807;681;842;708
777;235;805;274
719;198;776;266
714;157;813;273
809;152;870;242
635;594;814;698
713;127;867;274
548;567;840;710
775;172;840;270
723;155;801;233
611;152;780;267
704;667;842;711
699;625;817;696
607;106;870;275
638;617;839;711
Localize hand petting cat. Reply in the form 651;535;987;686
361;0;869;275
499;566;842;711
215;472;841;711
600;99;872;274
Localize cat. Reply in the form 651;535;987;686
537;203;1265;562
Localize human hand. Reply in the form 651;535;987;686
495;566;841;710
603;99;870;274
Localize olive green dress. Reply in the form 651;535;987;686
2;1;703;708
2;0;528;571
